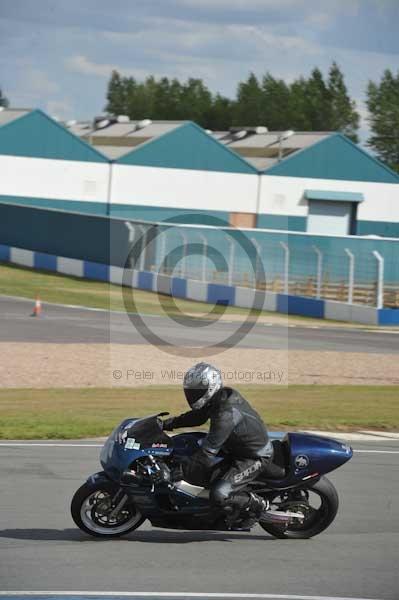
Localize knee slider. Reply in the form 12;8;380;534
210;480;233;506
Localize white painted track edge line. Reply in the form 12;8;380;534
0;293;163;319
0;443;102;448
2;293;398;334
0;593;384;600
354;449;399;454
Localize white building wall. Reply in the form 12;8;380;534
2;154;397;226
0;155;110;203
259;175;399;223
111;164;258;213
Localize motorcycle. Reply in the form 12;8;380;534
71;413;353;539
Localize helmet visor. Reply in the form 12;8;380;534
184;387;207;409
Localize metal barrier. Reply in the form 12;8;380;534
121;220;399;309
0;200;397;310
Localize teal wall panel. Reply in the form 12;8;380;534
0;195;108;215
256;214;306;231
109;204;229;225
357;220;399;238
0;110;107;162
0;202;111;264
117;122;256;174
1;201;398;286
1;197;397;240
265;134;399;184
0;196;229;225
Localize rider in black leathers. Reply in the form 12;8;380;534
163;363;273;521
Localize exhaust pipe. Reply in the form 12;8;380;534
261;509;304;525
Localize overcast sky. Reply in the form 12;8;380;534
1;0;398;141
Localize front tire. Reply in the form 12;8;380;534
259;476;339;539
71;480;145;538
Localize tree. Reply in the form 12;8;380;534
233;73;264;126
125;76;157;120
105;70;128;115
303;68;332;131
328;62;359;142
288;77;312;130
178;78;213;125
262;73;292;130
153;77;181;120
205;94;234;130
103;64;360;137
366;69;399;172
0;87;9;108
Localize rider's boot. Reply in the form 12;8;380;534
239;492;269;528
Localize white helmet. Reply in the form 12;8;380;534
183;362;222;410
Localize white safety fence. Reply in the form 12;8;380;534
121;221;398;309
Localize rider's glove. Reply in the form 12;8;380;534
162;417;175;431
150;462;171;485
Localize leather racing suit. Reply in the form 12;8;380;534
165;386;273;512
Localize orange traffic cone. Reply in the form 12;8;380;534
31;296;42;317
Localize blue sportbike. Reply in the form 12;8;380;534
71;413;352;539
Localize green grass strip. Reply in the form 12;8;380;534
0;385;397;439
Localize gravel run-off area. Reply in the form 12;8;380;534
1;342;398;387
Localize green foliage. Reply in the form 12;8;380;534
233;72;264;126
287;65;359;140
0;87;9;108
328;62;359;142
106;73;219;126
261;73;292;130
304;68;332;131
366;69;399;172
104;64;359;138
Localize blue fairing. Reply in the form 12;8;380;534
263;433;353;488
100;416;173;480
98;414;352;487
289;433;352;476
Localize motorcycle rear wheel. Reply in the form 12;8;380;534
259;476;339;539
71;480;145;538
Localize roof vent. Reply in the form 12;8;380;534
233;130;247;140
0;107;4;112
205;129;213;135
66;119;77;127
255;126;268;134
280;130;295;140
136;118;152;130
96;119;111;129
117;115;130;123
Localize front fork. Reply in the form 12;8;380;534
108;488;129;519
87;471;129;518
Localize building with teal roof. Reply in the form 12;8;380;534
0;108;397;236
256;133;399;237
0;108;398;314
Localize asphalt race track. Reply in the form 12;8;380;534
1;296;399;353
0;441;398;599
1;294;398;599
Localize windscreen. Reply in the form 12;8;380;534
124;415;173;447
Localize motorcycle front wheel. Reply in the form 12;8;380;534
259;476;339;539
71;480;145;538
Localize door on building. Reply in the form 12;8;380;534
307;200;352;235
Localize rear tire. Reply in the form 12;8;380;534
71;480;145;538
259;476;339;539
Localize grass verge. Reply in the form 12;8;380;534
0;262;354;326
0;262;259;318
0;386;397;439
